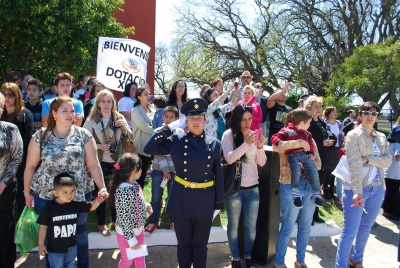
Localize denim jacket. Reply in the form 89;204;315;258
345;125;392;195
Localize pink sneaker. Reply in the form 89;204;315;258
144;224;157;236
170;223;174;230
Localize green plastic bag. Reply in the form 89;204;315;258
14;206;40;255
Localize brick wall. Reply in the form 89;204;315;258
113;0;156;99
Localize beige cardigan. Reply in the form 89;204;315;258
346;125;391;195
131;105;154;157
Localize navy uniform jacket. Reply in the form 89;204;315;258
144;126;224;218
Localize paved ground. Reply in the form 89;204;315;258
16;213;399;268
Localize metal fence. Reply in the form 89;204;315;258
378;108;400;130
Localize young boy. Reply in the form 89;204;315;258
41;72;84;127
152;95;167;129
24;78;44;131
271;109;322;208
37;173;102;267
145;106;182;235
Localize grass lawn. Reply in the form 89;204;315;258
86;179;344;233
319;198;344;227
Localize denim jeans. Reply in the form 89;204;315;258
35;192;92;268
47;245;77;268
148;169;173;224
335;186;385;268
335;177;343;198
287;151;320;196
275;180;315;265
225;186;260;259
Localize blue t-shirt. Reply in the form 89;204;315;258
42;97;84;117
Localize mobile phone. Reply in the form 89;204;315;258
160;179;168;188
255;129;262;144
289;84;296;90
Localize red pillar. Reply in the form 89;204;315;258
113;0;156;99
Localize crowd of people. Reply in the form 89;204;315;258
0;69;399;268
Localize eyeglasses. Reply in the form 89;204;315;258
242;76;251;79
360;111;379;116
1;92;15;98
176;85;185;88
255;85;263;89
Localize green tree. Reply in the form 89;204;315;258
0;0;134;84
328;39;400;119
172;0;399;96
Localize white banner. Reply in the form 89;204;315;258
96;37;151;91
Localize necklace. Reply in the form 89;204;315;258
55;128;71;139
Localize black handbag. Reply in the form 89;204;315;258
221;157;242;197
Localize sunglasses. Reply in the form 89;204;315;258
360;111;379;116
255;85;263;89
242;76;251;79
1;92;15;98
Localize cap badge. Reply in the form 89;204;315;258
194;104;199;109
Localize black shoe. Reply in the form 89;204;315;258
313;215;325;223
245;258;256;268
231;260;241;268
313;197;323;208
293;197;303;209
382;212;400;221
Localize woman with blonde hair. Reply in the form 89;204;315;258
304;95;335;223
24;96;108;268
0;82;34;215
83;90;133;236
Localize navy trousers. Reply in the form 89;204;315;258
174;217;213;268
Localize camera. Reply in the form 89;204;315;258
109;144;117;153
234;81;238;87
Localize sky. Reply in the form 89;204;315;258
156;0;181;43
153;0;393;108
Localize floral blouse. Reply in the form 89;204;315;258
30;126;95;201
0;122;23;185
204;97;235;138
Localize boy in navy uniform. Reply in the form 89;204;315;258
144;98;224;268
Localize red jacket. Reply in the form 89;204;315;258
271;122;315;154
